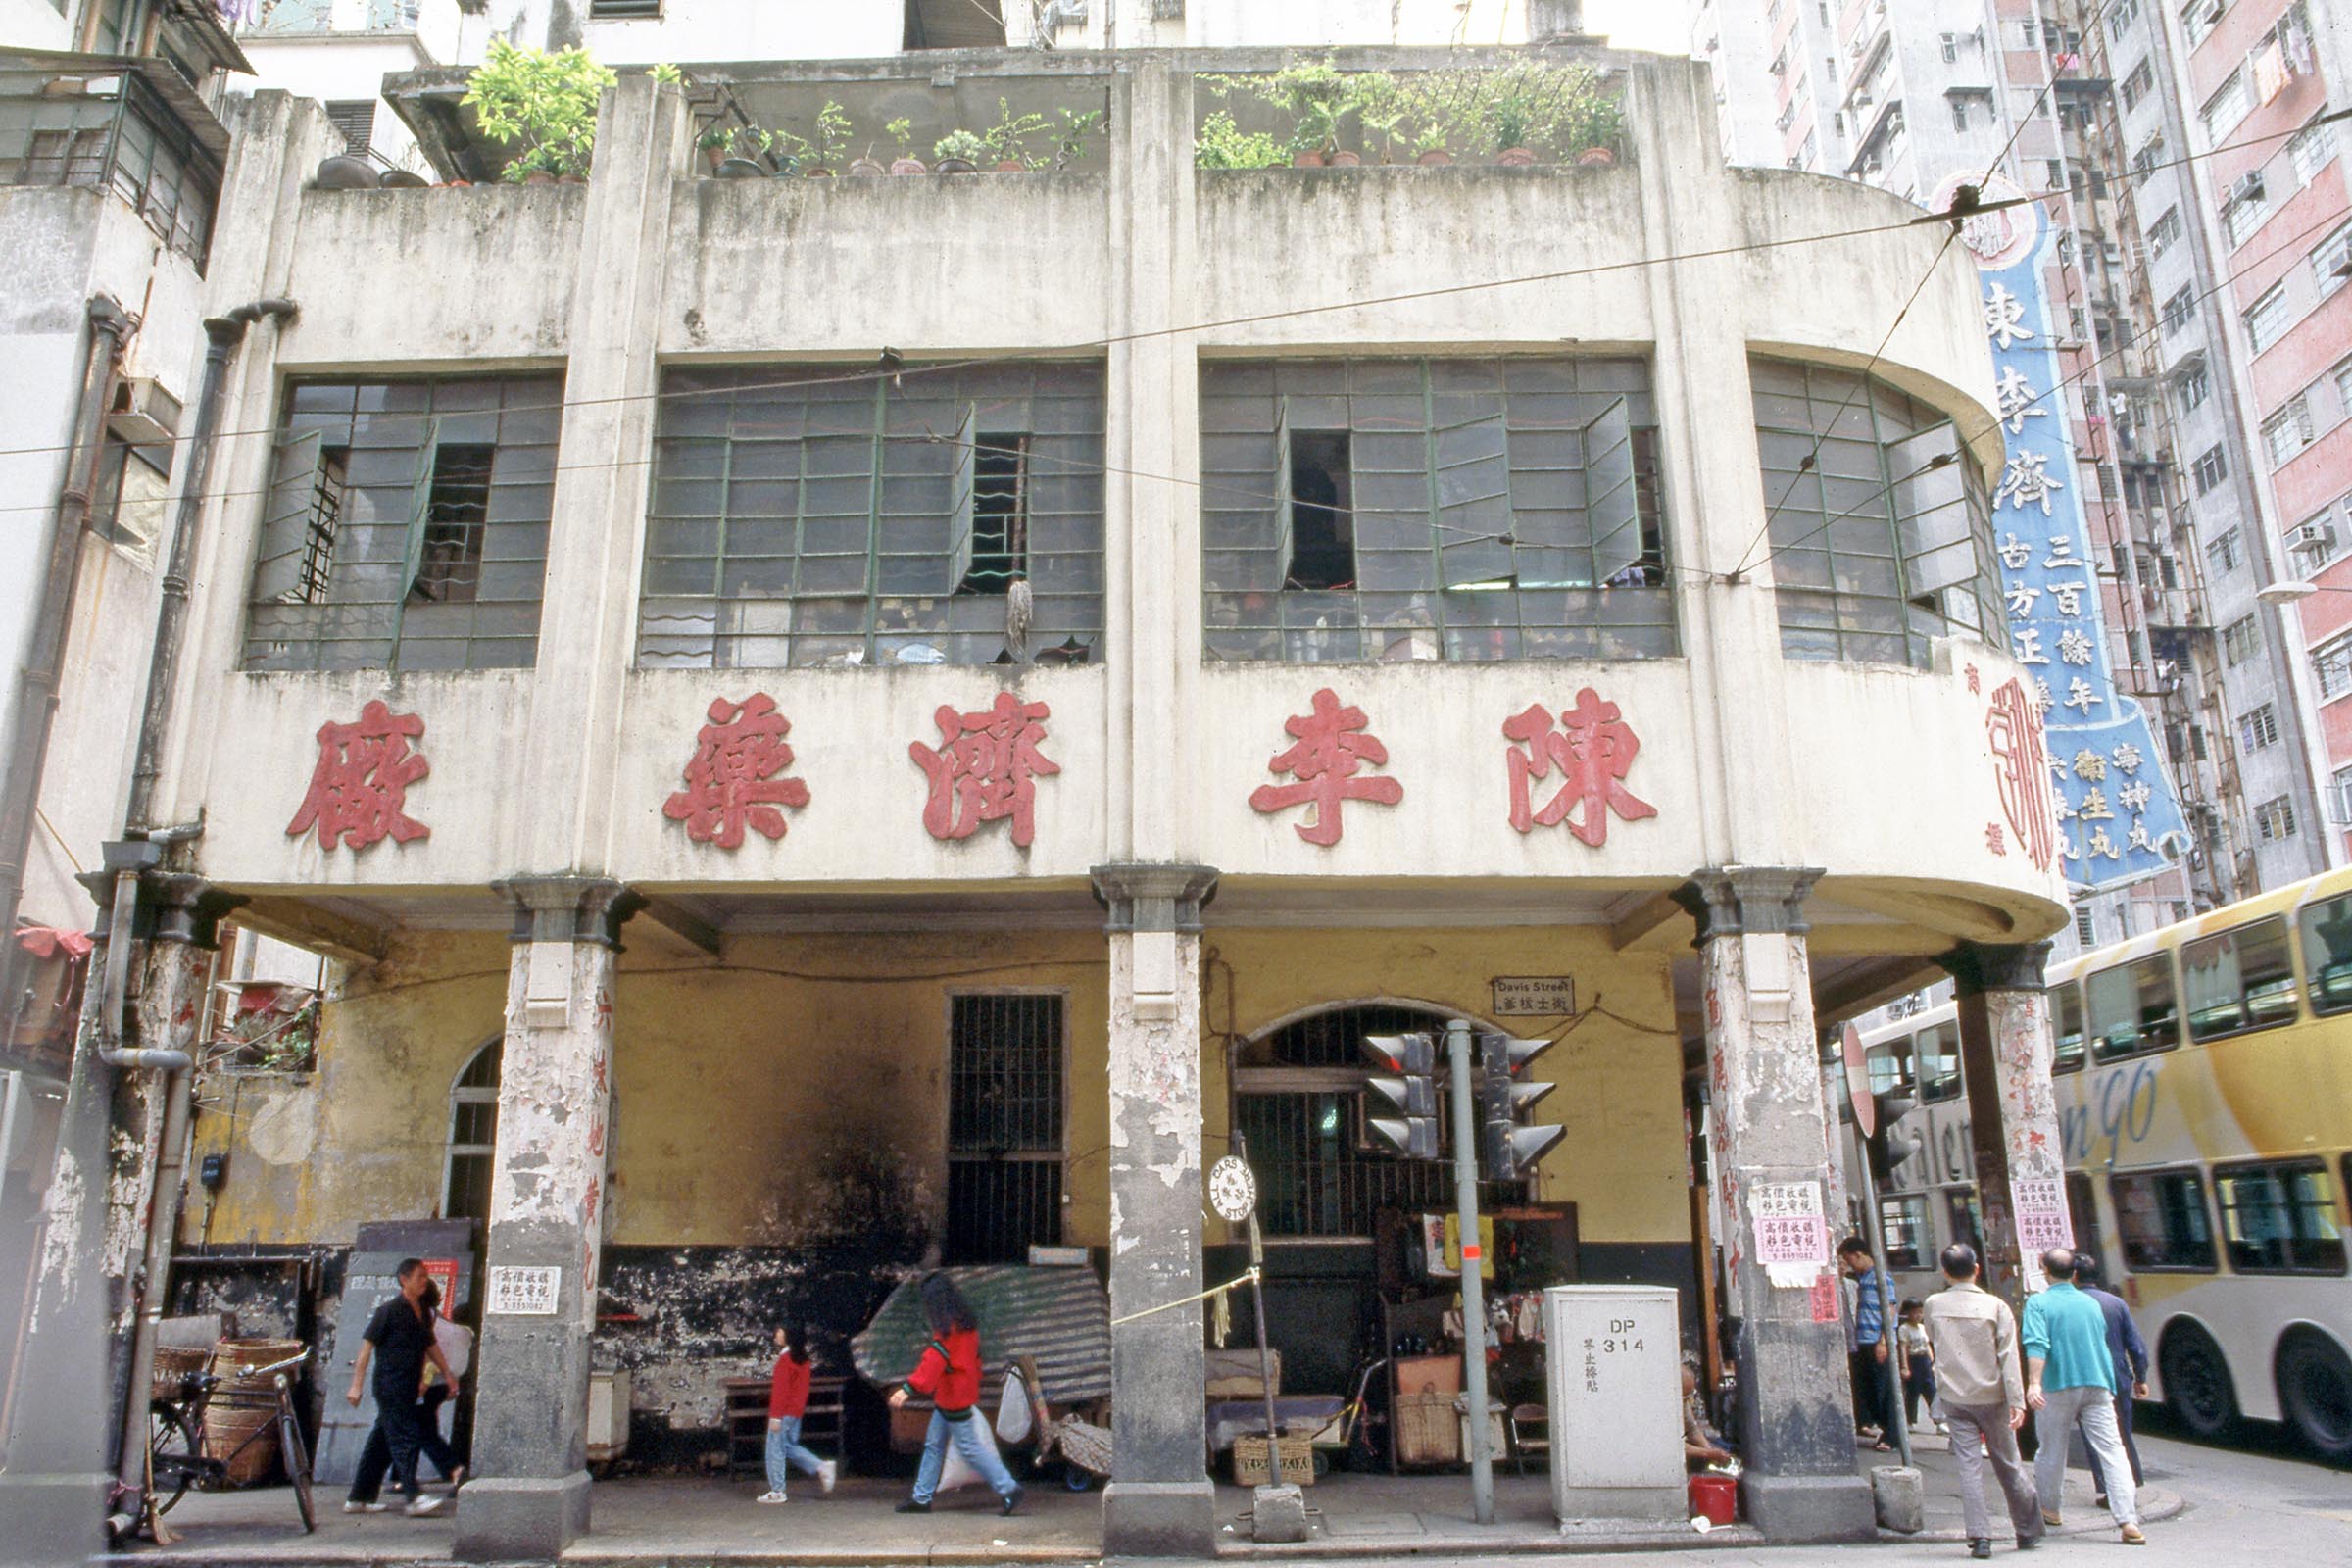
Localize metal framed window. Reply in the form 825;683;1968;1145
1200;358;1676;664
2240;703;2279;752
0;63;220;267
638;363;1104;669
2085;954;2180;1059
2214;1161;2347;1275
1880;1194;1933;1270
245;377;560;672
442;1037;501;1223
944;993;1065;1266
1752;357;2001;667
2221;614;2260;665
2049;980;2086;1072
2180;915;2299;1041
2246;286;2293;355
2110;1167;2217;1272
2323;636;2352;700
2147;206;2181;258
2296;890;2352;1013
2193;447;2230;495
2256;793;2296;841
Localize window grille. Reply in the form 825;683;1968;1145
443;1038;502;1223
2245;286;2292;354
0;63;220;267
638;363;1105;669
324;100;375;155
244;376;562;671
2240;703;2279;751
944;993;1064;1266
1751;357;2002;667
1200;358;1675;664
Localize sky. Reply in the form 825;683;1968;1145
1582;0;1690;54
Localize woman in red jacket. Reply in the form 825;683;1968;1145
757;1324;836;1504
887;1274;1022;1515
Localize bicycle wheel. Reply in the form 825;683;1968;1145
276;1396;315;1534
149;1400;198;1516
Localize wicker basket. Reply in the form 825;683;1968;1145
151;1345;209;1401
1393;1390;1461;1468
203;1339;303;1487
1232;1432;1315;1487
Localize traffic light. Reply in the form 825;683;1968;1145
1361;1032;1441;1160
1478;1031;1563;1179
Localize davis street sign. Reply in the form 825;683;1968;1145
1490;976;1576;1016
1841;1021;1875;1139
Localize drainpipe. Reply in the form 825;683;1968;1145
102;300;291;1519
0;296;134;1049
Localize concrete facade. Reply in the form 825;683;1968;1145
9;38;2078;1562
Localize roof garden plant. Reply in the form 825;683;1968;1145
463;38;617;183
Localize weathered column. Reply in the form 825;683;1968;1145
1940;942;2064;1299
1091;863;1218;1557
453;877;640;1563
1671;868;1874;1543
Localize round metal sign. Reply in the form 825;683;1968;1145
1841;1021;1876;1139
1207;1155;1257;1223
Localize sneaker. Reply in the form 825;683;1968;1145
2120;1525;2146;1546
895;1499;930;1514
1000;1485;1024;1517
818;1459;837;1495
1971;1541;1992;1560
343;1500;389;1514
405;1495;446;1517
756;1491;789;1505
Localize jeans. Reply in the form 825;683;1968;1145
347;1391;426;1504
1938;1396;2042;1544
2035;1384;2136;1527
911;1410;1017;1504
2082;1390;2143;1496
765;1415;826;1494
417;1385;461;1481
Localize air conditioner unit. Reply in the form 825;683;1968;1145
2291;519;2339;554
105;376;181;446
2227;171;2265;206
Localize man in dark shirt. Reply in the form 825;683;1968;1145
2075;1259;2151;1503
343;1258;457;1516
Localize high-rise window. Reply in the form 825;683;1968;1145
2246;285;2293;353
2162;286;2196;335
2147;206;2182;258
2241;704;2280;752
2200;70;2249;143
2193;445;2230;494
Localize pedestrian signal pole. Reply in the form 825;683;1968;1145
1446;1018;1495;1524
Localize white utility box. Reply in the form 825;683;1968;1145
587;1367;631;1463
1542;1285;1685;1523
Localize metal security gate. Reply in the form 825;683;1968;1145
945;993;1064;1264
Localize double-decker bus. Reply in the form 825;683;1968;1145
1850;870;2352;1462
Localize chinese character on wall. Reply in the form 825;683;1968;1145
909;692;1059;848
662;693;810;849
284;700;430;852
1248;688;1402;846
1502;688;1656;846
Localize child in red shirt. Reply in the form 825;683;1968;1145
757;1325;835;1504
887;1274;1022;1515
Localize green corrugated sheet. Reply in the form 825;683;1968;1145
851;1265;1110;1406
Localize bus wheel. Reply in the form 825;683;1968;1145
2161;1323;2238;1441
2278;1330;2352;1463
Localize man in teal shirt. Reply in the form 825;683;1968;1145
2022;1249;2146;1545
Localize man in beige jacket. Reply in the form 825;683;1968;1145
1922;1243;2044;1559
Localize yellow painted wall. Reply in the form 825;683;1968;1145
189;923;1685;1254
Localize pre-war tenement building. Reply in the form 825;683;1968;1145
4;40;2081;1563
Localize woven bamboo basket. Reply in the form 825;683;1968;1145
203;1338;303;1486
151;1345;209;1401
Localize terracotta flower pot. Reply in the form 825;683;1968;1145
1416;148;1453;166
848;156;888;177
993;159;1026;172
1577;146;1617;167
1327;149;1362;167
800;165;833;178
891;156;928;175
935;156;978;174
558;172;585;184
703;146;726;172
1494;146;1536;166
523;169;556;185
1291;149;1326;168
380;170;429;188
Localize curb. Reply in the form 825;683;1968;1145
1879;1486;2187;1544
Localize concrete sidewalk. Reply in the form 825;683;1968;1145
1870;1425;2186;1545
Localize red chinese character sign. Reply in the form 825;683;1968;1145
662;693;810;849
910;692;1059;848
285;700;430;852
1501;688;1656;846
1985;677;2057;873
1249;688;1402;846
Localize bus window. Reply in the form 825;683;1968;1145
1881;1194;1933;1270
2297;893;2352;1015
1867;1035;1918;1098
2110;1169;2218;1272
2065;1170;2102;1268
2049;982;2086;1073
2181;916;2299;1041
1942;1187;1984;1262
2214;1161;2347;1275
2086;955;2180;1060
1916;1021;1962;1103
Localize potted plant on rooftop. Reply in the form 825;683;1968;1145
932;129;988;174
1049;107;1104;171
714;124;771;177
1192;110;1284;170
982;97;1051;171
885;117;925;175
463;38;616;185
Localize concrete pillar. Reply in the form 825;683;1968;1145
1090;862;1218;1557
1939;942;2063;1299
453;877;641;1563
0;869;235;1555
1670;868;1874;1544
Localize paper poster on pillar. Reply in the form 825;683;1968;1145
2010;1175;2072;1254
1750;1180;1829;1288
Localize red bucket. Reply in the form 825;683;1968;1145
1688;1472;1738;1525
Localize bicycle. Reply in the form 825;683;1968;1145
148;1348;316;1534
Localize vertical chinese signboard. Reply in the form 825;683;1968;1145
1939;173;2192;891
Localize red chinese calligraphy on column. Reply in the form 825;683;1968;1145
1501;688;1656;845
662;693;811;849
1986;677;2056;871
909;692;1059;848
284;700;430;851
1247;688;1403;846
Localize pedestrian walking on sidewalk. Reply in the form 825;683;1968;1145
343;1258;458;1518
1898;1298;1940;1430
758;1323;838;1504
1840;1237;1895;1448
416;1278;468;1488
2072;1259;2149;1507
889;1273;1023;1517
2023;1248;2146;1546
1922;1243;2043;1559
